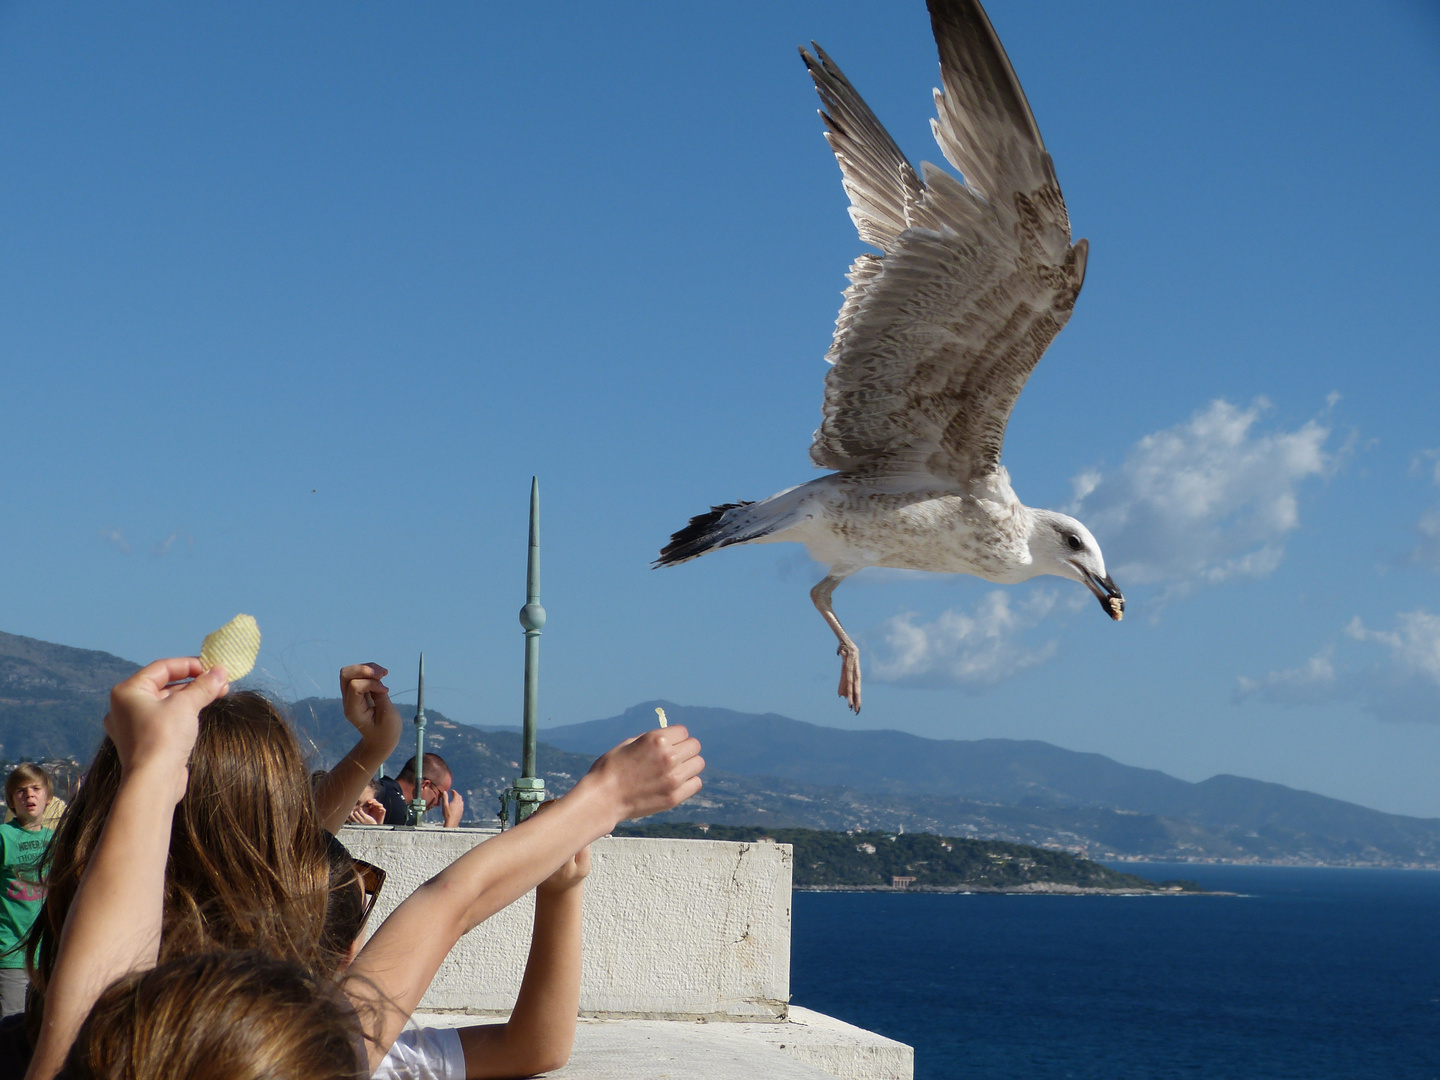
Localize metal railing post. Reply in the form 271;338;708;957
503;477;546;825
408;653;427;826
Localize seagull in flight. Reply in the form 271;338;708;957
656;0;1123;712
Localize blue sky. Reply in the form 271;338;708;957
3;2;1439;815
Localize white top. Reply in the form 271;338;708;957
372;1025;466;1080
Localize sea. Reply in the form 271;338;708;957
790;864;1440;1080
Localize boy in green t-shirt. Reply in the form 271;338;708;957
0;763;54;1017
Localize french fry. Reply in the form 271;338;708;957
655;707;668;728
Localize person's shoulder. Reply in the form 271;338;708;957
375;776;408;824
376;776;405;805
374;1026;465;1080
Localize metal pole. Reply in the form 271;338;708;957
508;477;546;824
408;653;427;826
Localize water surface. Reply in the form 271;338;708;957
791;864;1440;1079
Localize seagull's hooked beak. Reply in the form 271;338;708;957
1072;561;1124;621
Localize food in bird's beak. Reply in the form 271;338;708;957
655;707;668;728
200;613;261;681
1074;563;1124;622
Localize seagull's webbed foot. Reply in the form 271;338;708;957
836;642;862;714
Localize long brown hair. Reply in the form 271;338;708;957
56;950;367;1080
27;692;332;1019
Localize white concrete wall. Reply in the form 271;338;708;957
340;826;792;1020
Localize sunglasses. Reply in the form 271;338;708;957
354;858;387;935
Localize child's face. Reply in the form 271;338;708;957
9;781;49;828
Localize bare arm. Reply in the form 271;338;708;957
314;664;403;834
347;726;703;1069
25;659;228;1080
457;848;588;1078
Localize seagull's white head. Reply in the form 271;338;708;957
1029;510;1124;621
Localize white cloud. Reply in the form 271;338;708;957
98;526;130;555
872;588;1058;689
1403;450;1440;569
151;530;192;557
1235;648;1336;706
1069;399;1340;598
1408;448;1440;486
1345;611;1440;686
1237;610;1440;723
1405;508;1440;569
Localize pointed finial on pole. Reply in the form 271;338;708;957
408;652;428;826
505;477;547;826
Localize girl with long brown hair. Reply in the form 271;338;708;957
8;662;402;1074
22;659;393;1080
25;657;706;1079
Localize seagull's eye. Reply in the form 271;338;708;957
1066;534;1084;551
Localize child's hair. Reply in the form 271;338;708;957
5;763;53;812
26;693;332;1028
56;950;367;1080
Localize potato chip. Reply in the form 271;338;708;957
655;706;668;728
199;614;261;681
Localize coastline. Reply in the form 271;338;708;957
795;883;1227;896
1107;857;1440;870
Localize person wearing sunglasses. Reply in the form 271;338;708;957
326;829;588;1080
342;724;702;1077
23;657;701;1079
23;659;374;1080
373;753;465;829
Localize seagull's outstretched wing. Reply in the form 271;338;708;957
804;0;1088;486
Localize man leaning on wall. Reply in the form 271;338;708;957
374;752;464;827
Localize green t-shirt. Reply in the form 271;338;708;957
0;820;53;968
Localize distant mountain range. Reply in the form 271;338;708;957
0;630;138;763
3;630;1438;866
541;702;1440;867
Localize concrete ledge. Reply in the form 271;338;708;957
756;1007;914;1080
409;1010;915;1080
341;827;791;1019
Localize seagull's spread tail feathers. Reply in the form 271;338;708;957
656;485;818;567
655;502;757;566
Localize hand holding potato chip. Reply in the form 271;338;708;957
199;614;261;681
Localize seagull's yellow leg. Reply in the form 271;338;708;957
811;574;861;713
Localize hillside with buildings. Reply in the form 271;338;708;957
4;630;1439;866
615;824;1201;893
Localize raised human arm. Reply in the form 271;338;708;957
313;663;403;833
347;726;702;1068
456;846;588;1078
24;659;229;1080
